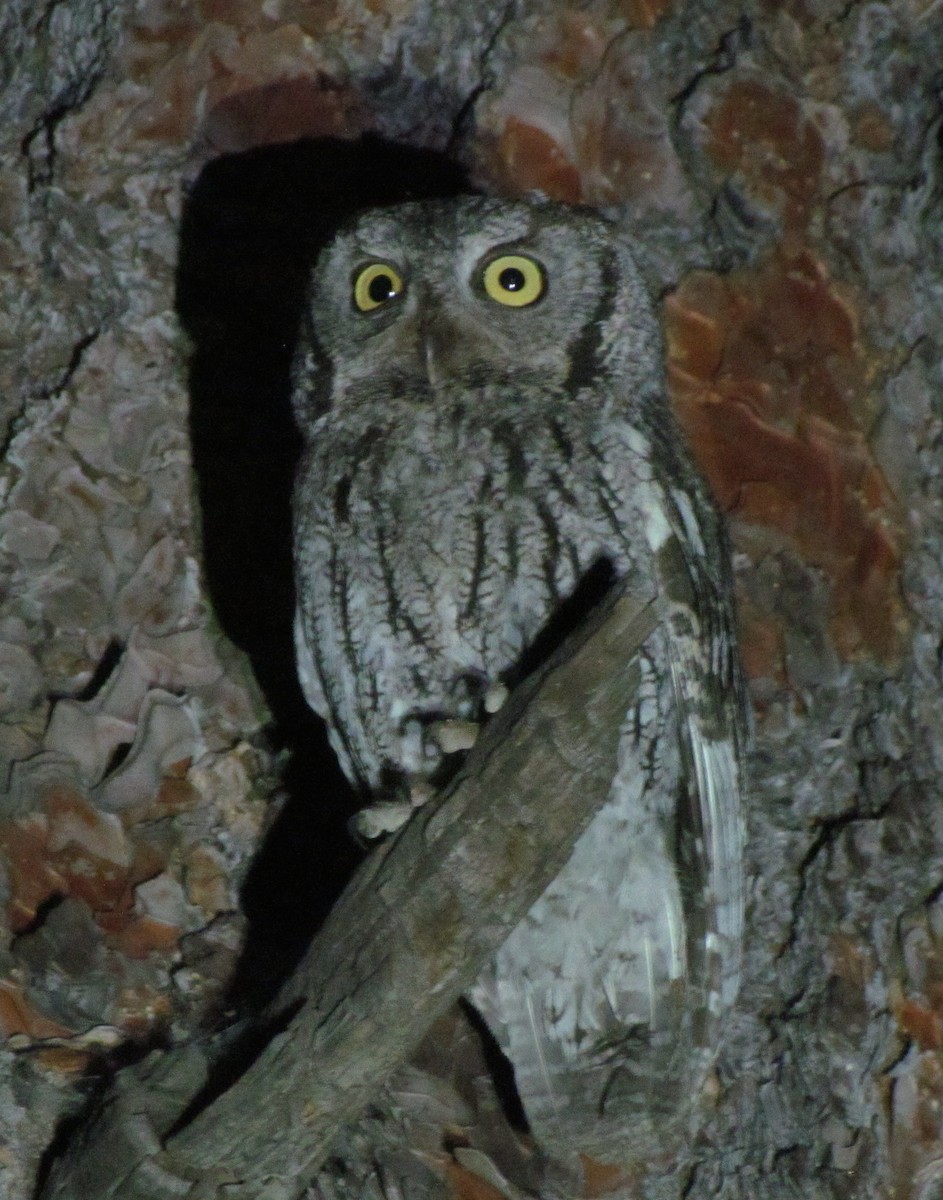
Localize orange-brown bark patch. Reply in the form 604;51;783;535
0;981;74;1040
666;249;902;661
705;80;824;230
496;119;583;203
203;75;367;153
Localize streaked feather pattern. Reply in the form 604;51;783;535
292;197;746;1173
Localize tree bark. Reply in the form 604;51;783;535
1;3;942;1199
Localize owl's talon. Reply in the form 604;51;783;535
484;682;509;714
429;718;479;754
409;780;435;807
352;801;414;839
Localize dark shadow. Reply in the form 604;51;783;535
175;135;472;1010
457;998;529;1133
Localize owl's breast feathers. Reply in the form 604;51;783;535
293;395;657;791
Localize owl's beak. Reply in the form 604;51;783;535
416;308;459;390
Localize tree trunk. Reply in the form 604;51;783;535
1;2;941;1198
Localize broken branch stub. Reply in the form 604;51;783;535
40;585;659;1200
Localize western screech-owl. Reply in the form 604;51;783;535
291;197;746;1179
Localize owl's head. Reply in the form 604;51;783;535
292;197;662;422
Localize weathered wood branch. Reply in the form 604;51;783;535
39;586;660;1200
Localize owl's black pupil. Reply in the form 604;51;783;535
368;274;396;303
499;267;526;291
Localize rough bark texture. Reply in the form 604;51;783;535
1;2;942;1199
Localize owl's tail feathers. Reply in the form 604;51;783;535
683;717;745;1014
666;614;746;1057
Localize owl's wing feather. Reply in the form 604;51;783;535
471;523;745;1162
681;706;744;1002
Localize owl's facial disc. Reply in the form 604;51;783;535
308;198;634;399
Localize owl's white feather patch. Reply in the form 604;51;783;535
671;487;708;558
642;504;674;552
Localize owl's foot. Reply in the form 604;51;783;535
351;779;436;840
428;718;479;754
353;705;499;841
351;800;415;839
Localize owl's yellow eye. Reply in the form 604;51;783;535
353;262;404;312
482;254;545;307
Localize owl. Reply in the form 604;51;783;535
291;197;746;1184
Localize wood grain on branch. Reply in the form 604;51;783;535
40;586;660;1200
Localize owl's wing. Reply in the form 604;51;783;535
294;607;329;720
662;498;746;1057
294;606;362;788
670;637;745;1049
469;521;746;1166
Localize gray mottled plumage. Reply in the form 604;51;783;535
291;197;745;1172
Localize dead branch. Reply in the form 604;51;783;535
39;586;659;1200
